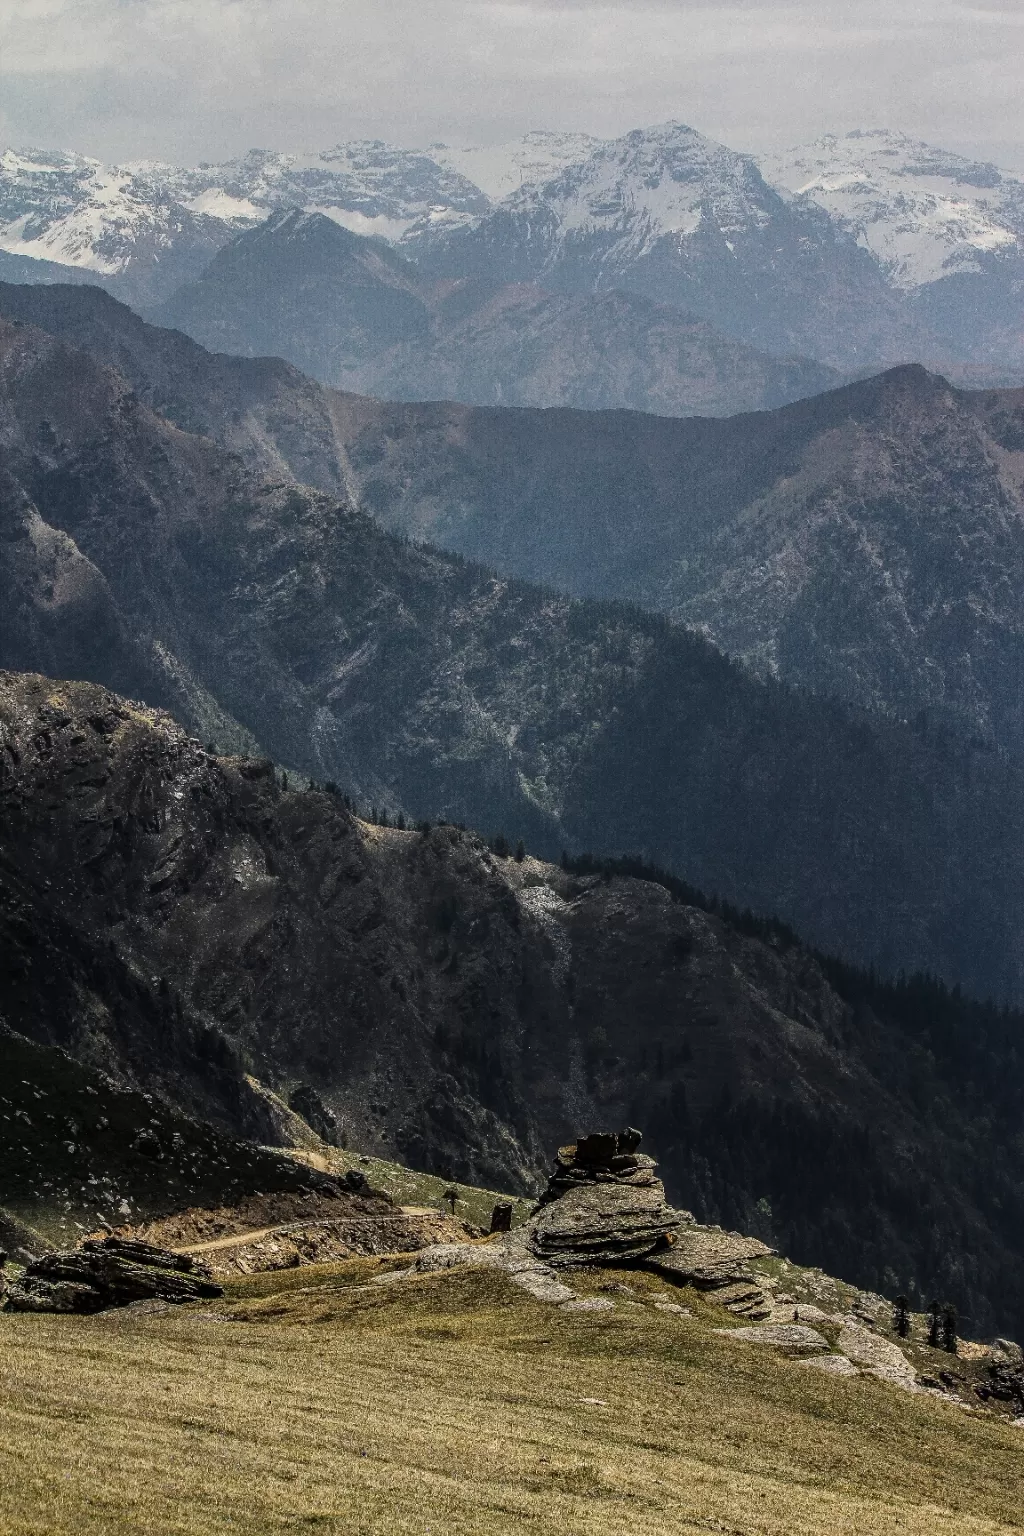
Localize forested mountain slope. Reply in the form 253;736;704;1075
326;367;1024;757
3;308;1024;999
3;670;1024;1335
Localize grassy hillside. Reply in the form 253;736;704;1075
2;1258;1022;1535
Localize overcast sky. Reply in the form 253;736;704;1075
1;0;1022;169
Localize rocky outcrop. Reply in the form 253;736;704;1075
975;1354;1024;1412
528;1183;680;1268
645;1226;775;1320
524;1134;775;1319
527;1132;683;1267
5;1236;223;1313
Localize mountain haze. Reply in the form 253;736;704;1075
9;284;1024;763
157;211;838;417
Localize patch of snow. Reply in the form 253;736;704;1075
428;131;603;200
184;189;263;222
312;206;418;242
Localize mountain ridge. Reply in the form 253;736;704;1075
5;302;1024;1001
9;281;1024;764
3;667;1024;1333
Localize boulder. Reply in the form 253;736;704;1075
799;1354;860;1377
643;1226;774;1286
836;1322;916;1384
489;1201;514;1234
81;1236;205;1273
4;1235;222;1313
643;1225;774;1318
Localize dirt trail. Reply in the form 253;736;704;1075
180;1224;285;1255
178;1208;458;1257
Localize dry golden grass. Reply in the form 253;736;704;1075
2;1259;1022;1536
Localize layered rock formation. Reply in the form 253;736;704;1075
527;1131;684;1266
5;1236;223;1313
645;1227;775;1320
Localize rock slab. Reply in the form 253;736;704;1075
5;1236;222;1314
716;1324;831;1352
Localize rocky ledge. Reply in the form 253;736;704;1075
645;1226;775;1320
4;1236;224;1313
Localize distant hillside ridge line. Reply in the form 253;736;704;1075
4;299;1024;1001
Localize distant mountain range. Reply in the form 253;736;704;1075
9;280;1024;763
6;286;1024;1003
156;208;840;417
3;124;1023;388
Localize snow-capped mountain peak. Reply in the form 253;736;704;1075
0;147;213;276
150;141;491;244
501;121;778;254
761;129;1024;288
0;138;494;295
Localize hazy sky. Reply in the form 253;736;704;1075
1;0;1022;168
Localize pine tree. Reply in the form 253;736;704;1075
927;1299;942;1348
942;1303;958;1354
892;1295;910;1339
